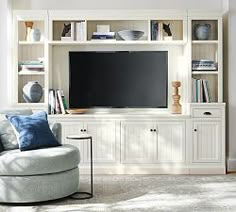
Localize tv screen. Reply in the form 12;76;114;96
69;51;168;108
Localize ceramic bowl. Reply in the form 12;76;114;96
117;30;144;40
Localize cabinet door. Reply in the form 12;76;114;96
121;121;157;163
193;121;221;163
157;122;185;162
61;122;84;163
83;121;117;163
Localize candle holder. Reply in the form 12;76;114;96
25;21;34;41
172;81;182;114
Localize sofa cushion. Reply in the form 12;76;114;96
0;144;80;176
6;111;61;151
0;109;33;150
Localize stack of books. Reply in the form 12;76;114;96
18;60;44;73
192;78;211;103
48;89;68;115
91;32;116;40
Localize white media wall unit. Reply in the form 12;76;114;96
12;10;225;174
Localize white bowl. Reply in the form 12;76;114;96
117;30;144;41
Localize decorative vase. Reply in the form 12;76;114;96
23;81;43;103
30;29;41;42
25;21;34;41
194;24;211;40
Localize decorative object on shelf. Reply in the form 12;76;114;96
61;23;71;37
117;30;144;41
30;29;41;41
194;24;211;40
61;22;75;41
192;60;217;71
25;21;33;41
163;23;173;40
172;81;182;114
96;25;110;33
23;81;43;103
66;109;88;114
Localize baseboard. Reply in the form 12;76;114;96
79;164;226;175
227;159;236;171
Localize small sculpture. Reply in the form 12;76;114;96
172;81;182;114
163;23;172;36
61;23;71;37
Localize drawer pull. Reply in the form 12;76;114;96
203;112;212;115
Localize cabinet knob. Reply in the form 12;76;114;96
80;129;83;132
84;129;87;132
153;129;157;132
150;129;153;132
194;129;197;132
203;112;212;115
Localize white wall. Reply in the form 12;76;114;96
0;0;11;108
12;0;223;10
225;0;236;171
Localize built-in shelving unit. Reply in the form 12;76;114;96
13;11;48;106
189;15;222;104
11;10;225;175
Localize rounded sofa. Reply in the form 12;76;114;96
0;109;80;203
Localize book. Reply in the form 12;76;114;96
55;90;61;114
93;32;115;36
57;90;66;115
48;89;56;115
76;21;86;41
151;21;158;40
91;35;115;39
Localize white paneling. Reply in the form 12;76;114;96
193;121;221;162
18;45;44;61
84;121;117;163
61;122;84;162
121;121;156;163
157;122;185;162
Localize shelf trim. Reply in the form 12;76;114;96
192;40;218;44
192;71;218;75
49;40;187;45
18;41;45;45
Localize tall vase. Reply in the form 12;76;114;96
25;21;34;41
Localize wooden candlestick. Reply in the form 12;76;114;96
172;81;182;114
25;21;34;41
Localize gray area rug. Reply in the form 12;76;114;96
1;174;236;212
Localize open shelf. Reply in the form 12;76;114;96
150;20;183;41
192;20;218;41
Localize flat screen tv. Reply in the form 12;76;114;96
69;51;168;108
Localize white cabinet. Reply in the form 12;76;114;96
121;121;157;163
157;122;185;162
193;121;222;163
121;121;185;164
61;120;117;164
83;121;117;163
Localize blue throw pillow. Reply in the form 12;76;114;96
6;111;61;151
